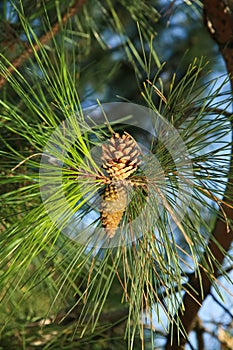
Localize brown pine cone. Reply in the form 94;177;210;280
100;132;142;238
100;184;127;238
101;132;142;180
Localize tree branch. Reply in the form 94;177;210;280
165;1;233;349
0;0;87;89
194;317;205;350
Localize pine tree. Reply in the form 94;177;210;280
0;1;233;350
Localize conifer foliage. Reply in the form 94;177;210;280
0;1;233;350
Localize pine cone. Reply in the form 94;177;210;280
100;184;127;238
101;132;142;180
100;132;142;238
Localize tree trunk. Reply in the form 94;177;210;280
165;1;233;348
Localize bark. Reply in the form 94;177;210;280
165;1;233;349
204;0;233;85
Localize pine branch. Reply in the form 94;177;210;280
165;1;233;348
0;0;87;89
194;317;205;350
210;291;233;319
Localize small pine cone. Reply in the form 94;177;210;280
100;184;127;238
102;132;142;180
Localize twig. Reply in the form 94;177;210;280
210;291;233;319
0;0;87;89
194;317;205;350
222;264;233;275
